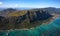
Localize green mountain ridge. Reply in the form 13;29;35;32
0;8;52;30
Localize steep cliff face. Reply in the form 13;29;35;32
0;16;9;29
0;10;52;29
26;10;52;23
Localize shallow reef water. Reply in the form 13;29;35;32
0;18;60;36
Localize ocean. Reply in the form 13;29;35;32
0;18;60;36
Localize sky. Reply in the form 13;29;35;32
0;0;60;8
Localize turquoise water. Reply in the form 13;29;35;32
0;18;60;36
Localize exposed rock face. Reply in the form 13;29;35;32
26;10;52;23
0;10;52;29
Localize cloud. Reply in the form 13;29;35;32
5;4;19;8
0;2;3;5
14;4;18;7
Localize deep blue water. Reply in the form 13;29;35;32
0;18;60;36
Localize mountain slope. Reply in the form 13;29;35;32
0;9;52;29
